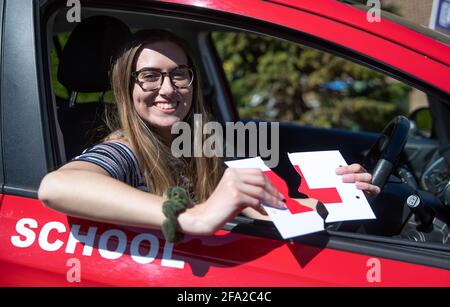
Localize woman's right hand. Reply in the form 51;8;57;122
181;168;286;235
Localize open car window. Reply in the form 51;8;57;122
46;4;446;238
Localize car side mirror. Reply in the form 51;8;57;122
409;107;432;137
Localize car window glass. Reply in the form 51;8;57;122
211;31;430;134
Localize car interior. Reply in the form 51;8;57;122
45;4;450;248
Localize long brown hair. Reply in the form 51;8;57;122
107;29;223;202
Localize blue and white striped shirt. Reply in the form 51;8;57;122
72;142;148;191
72;141;197;202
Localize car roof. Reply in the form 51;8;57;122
338;0;450;47
154;0;450;68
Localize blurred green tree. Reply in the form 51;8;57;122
212;31;411;132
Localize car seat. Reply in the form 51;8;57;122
56;15;131;160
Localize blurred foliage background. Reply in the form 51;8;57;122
212;31;412;133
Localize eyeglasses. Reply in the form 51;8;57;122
131;66;194;91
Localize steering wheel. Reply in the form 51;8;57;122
330;116;411;233
363;115;411;190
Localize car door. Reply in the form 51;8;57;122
0;0;449;286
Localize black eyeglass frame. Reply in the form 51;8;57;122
131;66;194;91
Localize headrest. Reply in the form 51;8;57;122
57;15;131;93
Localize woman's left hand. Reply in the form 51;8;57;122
335;163;380;197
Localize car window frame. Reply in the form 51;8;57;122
43;1;450;164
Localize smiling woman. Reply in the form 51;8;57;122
129;38;194;132
105;29;216;200
38;25;290;243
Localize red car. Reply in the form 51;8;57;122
0;0;449;286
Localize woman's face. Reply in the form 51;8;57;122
132;41;193;130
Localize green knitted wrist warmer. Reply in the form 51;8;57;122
161;186;190;243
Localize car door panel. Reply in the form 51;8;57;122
1;194;449;286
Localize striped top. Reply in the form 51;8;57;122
72;141;197;202
72;142;148;191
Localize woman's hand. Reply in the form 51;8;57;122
185;168;286;235
335;163;380;197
